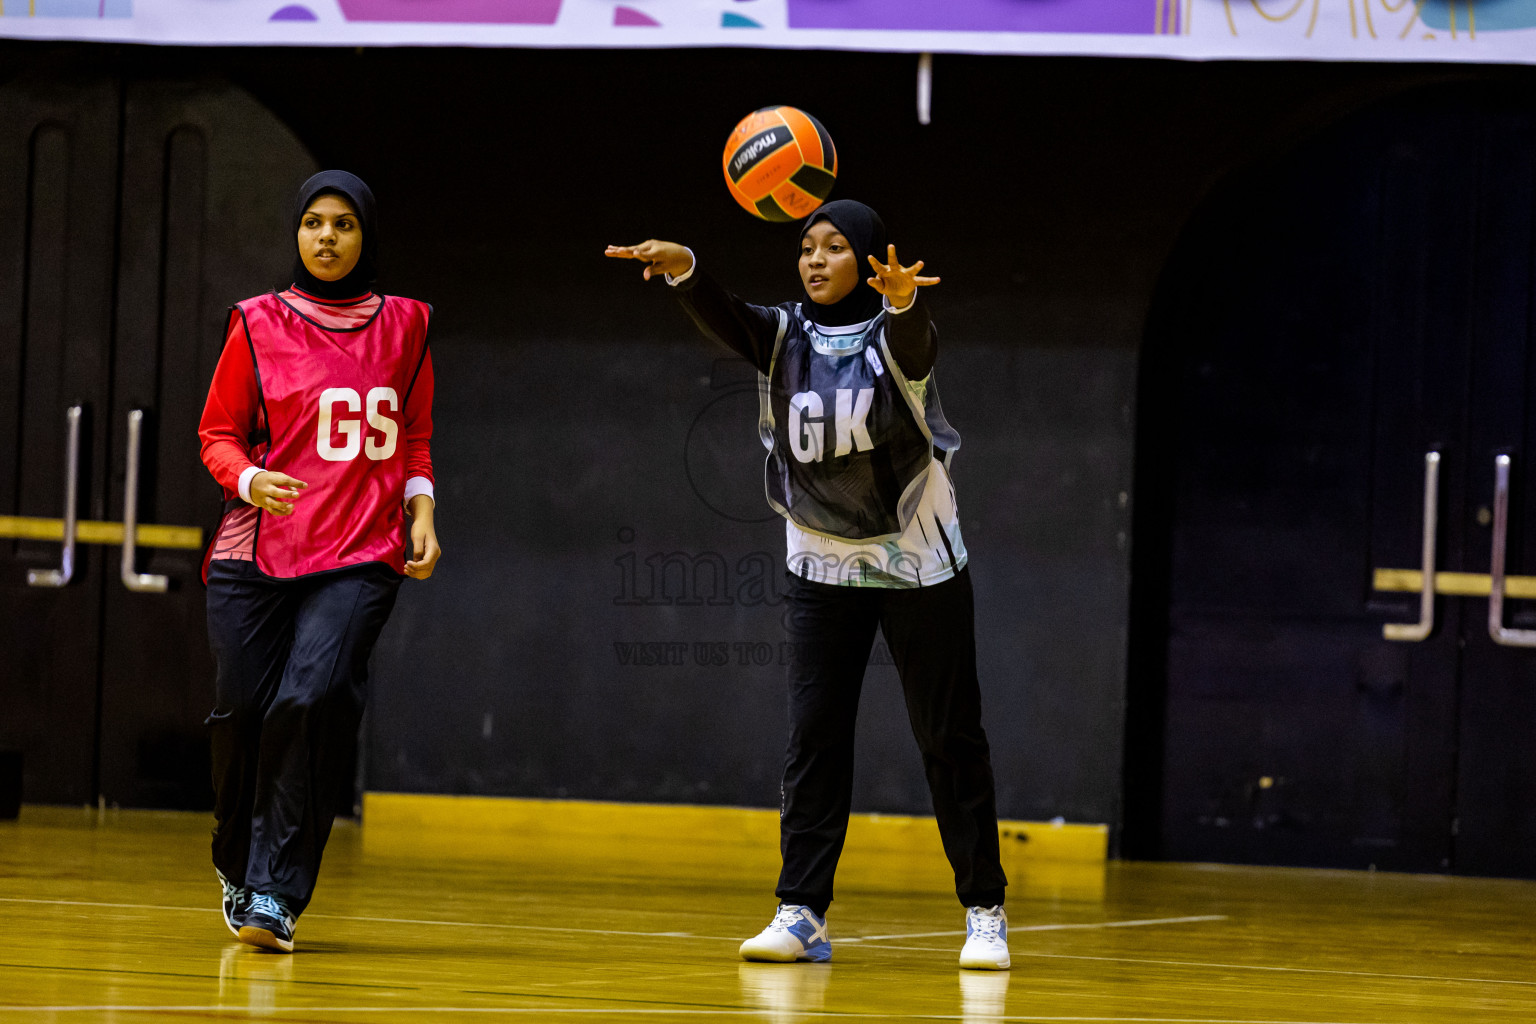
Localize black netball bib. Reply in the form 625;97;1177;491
758;304;960;541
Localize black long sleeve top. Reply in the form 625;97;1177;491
669;266;938;380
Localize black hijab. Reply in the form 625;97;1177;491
799;199;888;328
291;170;379;300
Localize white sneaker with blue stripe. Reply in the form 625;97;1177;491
959;905;1010;970
739;904;832;962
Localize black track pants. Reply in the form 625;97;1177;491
206;559;401;915
775;567;1007;914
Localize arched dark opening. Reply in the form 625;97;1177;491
0;61;316;809
1125;83;1536;876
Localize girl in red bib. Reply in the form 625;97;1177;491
198;170;441;952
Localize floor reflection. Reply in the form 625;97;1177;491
737;961;832;1024
218;941;295;1008
958;969;1010;1024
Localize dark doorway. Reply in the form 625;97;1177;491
1127;85;1536;877
0;68;315;808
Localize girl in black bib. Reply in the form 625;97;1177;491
606;200;1009;970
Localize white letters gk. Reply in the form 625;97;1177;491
789;389;874;464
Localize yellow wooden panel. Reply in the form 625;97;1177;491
361;793;1108;902
1373;568;1536;599
361;792;1107;865
0;515;202;550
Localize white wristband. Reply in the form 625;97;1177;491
665;248;697;286
237;466;262;505
404;476;436;508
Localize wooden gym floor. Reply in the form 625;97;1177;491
1;805;1533;1022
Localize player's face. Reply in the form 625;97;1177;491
799;220;860;305
297;195;363;283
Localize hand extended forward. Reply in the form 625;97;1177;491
605;240;694;281
865;244;940;306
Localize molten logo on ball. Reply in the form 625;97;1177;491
731;131;781;176
722;106;838;222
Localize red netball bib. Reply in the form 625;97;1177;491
236;292;430;578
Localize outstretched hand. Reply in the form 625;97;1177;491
605;240;694;281
866;244;940;307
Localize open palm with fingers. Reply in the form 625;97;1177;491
866;244;940;306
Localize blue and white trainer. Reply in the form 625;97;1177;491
739;904;832;963
959;905;1010;970
238;893;297;953
217;869;252;937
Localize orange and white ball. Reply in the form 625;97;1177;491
722;106;838;222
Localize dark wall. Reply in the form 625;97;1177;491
4;42;1525;835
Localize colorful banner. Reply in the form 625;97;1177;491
1;0;1533;64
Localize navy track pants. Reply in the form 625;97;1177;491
205;559;401;915
775;566;1007;915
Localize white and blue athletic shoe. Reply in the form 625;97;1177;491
739;904;832;963
217;869;252;937
238;893;297;953
959;905;1010;970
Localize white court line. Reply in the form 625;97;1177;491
1006;949;1536;989
0;898;740;943
0;1013;1398;1023
0;900;1224;946
830;943;1536;989
844;915;1228;942
3;897;1528;989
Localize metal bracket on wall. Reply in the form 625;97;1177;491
25;404;82;588
1375;453;1536;647
6;404;203;585
1488;454;1536;647
120;410;169;593
1382;451;1440;642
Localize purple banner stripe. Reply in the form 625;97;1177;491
787;0;1159;35
338;0;561;25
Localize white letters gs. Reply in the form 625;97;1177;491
317;387;399;462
